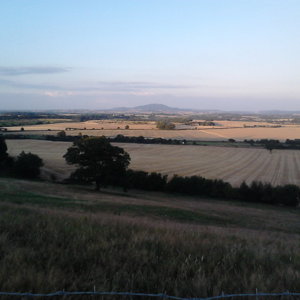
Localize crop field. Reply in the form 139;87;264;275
5;119;300;141
6;139;300;186
199;126;300;141
5;120;157;131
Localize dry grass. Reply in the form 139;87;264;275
3;178;300;235
0;177;300;298
7;140;300;186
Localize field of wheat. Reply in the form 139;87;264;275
6;139;300;186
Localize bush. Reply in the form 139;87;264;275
13;151;44;179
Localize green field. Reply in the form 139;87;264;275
0;177;299;299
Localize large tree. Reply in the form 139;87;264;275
0;136;13;174
64;136;130;190
0;136;8;163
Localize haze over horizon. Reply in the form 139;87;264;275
0;0;299;111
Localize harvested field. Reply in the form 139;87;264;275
7;139;300;186
5;120;300;141
199;126;300;141
5;120;157;131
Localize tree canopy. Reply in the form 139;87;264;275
0;136;8;163
13;151;44;179
64;136;131;190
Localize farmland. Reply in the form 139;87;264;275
4;119;300;141
6;139;300;186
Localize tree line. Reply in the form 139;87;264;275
121;171;300;207
245;139;300;150
6;133;300;151
2;133;187;145
63;137;300;207
1;135;299;207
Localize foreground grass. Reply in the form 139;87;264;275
0;178;299;299
0;189;234;227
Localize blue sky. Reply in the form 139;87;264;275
0;0;299;110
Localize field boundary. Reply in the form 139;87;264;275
0;290;299;299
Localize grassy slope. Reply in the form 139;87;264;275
0;178;299;299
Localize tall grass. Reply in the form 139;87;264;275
0;205;299;300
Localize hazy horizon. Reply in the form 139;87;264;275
1;0;299;111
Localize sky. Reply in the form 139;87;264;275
0;0;299;111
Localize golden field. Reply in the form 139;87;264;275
5;119;300;141
7;139;300;186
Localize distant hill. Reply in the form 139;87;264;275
109;103;221;113
111;103;181;113
133;103;182;112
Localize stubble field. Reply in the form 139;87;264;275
6;139;300;186
5;120;300;141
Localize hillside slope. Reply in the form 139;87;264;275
0;177;299;298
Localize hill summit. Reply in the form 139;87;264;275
112;103;182;112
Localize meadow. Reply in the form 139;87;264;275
6;139;300;186
0;177;299;299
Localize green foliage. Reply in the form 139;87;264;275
64;136;131;190
156;120;176;130
13;151;44;179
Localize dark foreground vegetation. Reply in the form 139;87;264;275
0;136;43;179
124;171;300;207
0;177;300;300
1;132;300;298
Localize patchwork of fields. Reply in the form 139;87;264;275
5;119;300;141
7;139;300;186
